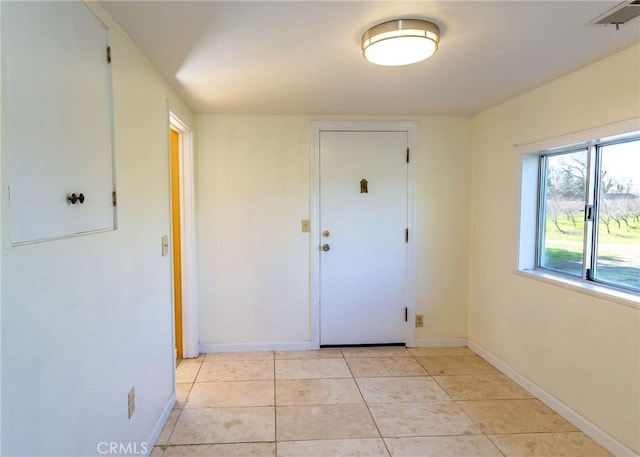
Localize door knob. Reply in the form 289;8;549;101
322;244;331;252
67;193;85;204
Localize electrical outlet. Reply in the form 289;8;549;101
415;314;424;328
301;219;310;233
128;387;136;419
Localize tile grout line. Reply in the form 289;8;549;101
411;350;488;447
420;350;578;455
413;349;508;457
410;351;505;448
166;360;204;446
411;349;508;450
342;348;398;457
484;433;510;457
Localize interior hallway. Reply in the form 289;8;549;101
153;347;612;457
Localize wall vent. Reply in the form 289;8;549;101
586;0;640;26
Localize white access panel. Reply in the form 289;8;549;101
319;131;408;345
3;2;115;244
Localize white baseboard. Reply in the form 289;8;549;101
201;339;469;352
145;392;176;455
412;337;468;347
468;339;639;457
200;341;317;353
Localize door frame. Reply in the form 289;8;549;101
169;111;199;358
311;121;418;348
170;128;183;359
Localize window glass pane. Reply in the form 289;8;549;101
539;150;587;276
595;140;640;291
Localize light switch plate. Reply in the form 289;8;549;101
161;235;169;256
128;387;135;419
301;219;310;233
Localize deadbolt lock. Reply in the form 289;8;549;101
322;230;331;238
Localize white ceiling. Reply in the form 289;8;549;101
100;1;640;115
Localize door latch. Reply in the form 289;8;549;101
585;205;594;221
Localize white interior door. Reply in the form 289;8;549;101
319;130;408;345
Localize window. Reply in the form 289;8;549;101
537;137;640;293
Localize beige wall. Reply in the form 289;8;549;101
196;116;312;346
1;3;194;455
196;115;471;347
416;117;471;340
469;44;640;453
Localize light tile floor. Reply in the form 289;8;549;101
154;347;613;457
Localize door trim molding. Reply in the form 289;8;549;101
169;111;199;359
311;121;418;348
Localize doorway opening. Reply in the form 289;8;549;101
169;112;198;360
170;128;183;359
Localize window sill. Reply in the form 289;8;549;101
515;268;640;310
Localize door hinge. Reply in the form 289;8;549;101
405;228;409;243
106;46;111;63
112;191;117;207
404;307;408;322
585;205;594;221
406;148;410;163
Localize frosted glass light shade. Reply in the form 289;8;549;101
362;19;440;66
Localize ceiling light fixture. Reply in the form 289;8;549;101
361;19;440;66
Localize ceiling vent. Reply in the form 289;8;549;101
586;0;640;27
